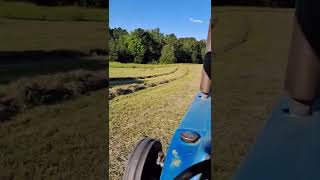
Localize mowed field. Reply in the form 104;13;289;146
0;1;106;21
109;62;202;179
213;7;294;179
0;3;108;179
0;19;107;90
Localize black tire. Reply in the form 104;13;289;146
123;137;163;180
174;159;211;180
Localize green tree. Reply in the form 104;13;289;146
109;27;132;62
163;34;178;45
191;45;202;64
175;37;204;63
148;28;164;45
131;28;162;63
109;27;206;64
159;44;177;64
199;40;207;60
125;35;146;64
109;28;128;40
147;28;164;63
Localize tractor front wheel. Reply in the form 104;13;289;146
123;137;163;180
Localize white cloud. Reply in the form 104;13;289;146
189;17;203;24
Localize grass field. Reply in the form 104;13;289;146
0;1;106;21
0;2;108;179
0;19;106;52
0;89;107;179
0;2;106;85
109;66;177;79
0;60;107;179
0;2;106;84
213;7;294;179
109;62;173;68
109;63;202;179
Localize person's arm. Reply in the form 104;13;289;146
285;1;320;116
200;20;212;97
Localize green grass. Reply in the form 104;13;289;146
0;1;107;21
0;4;108;179
0;17;106;85
213;7;294;179
0;90;107;179
0;62;108;178
109;63;201;179
0;2;107;51
0;19;106;51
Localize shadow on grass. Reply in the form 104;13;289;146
0;49;106;84
109;78;144;88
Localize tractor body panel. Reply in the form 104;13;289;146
160;92;211;179
233;97;320;180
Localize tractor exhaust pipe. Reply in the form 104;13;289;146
200;20;212;97
285;10;320;116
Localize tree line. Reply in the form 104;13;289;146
3;0;108;7
109;27;207;64
213;0;295;8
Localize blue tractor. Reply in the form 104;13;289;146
122;21;212;180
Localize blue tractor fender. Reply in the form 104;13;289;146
160;92;211;179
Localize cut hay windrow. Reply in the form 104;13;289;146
110;67;177;80
0;70;107;122
109;67;188;100
109;66;178;79
109;62;174;68
109;67;178;88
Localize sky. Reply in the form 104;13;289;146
109;0;210;40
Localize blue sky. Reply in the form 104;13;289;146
109;0;210;40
